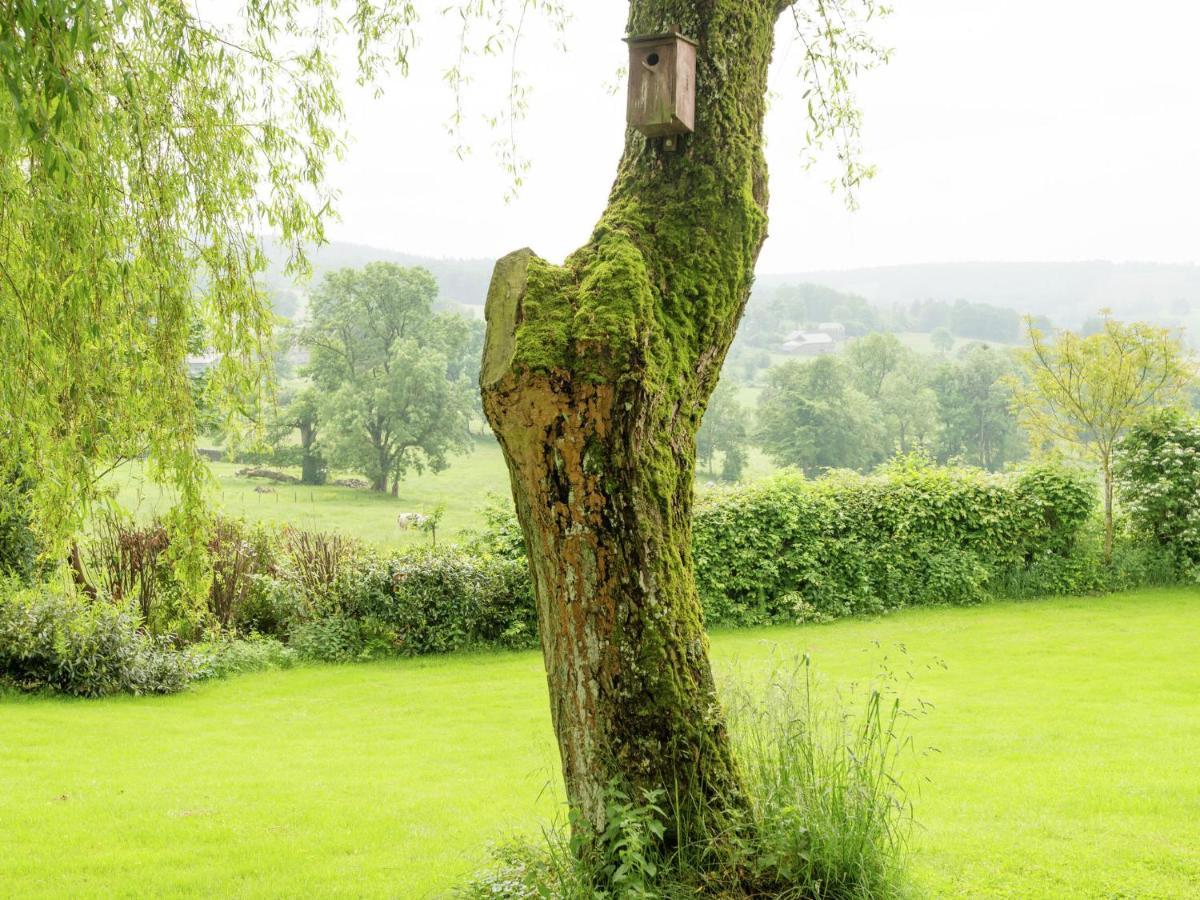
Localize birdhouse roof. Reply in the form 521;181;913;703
624;31;699;48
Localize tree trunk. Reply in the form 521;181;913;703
299;425;322;485
371;444;389;493
1103;462;1114;563
481;1;777;859
301;452;321;485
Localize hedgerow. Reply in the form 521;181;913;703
1;456;1186;698
691;459;1098;624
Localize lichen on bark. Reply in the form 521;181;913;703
481;0;779;864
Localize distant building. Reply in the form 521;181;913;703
816;321;847;341
781;330;836;356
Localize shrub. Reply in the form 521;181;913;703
692;461;1097;625
232;574;305;638
81;513;171;627
1115;410;1200;573
280;527;358;612
0;583;193;696
288;615;377;663
343;548;537;655
207;518;278;630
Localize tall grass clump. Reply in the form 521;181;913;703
723;656;914;898
460;655;916;899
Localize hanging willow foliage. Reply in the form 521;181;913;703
0;0;422;588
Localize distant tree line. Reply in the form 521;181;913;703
736;282;1052;351
705;316;1193;509
754;334;1027;474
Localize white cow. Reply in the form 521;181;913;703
396;512;429;531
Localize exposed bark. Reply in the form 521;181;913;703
481;0;778;860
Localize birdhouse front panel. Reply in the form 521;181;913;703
625;33;697;138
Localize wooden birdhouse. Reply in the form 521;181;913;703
624;32;698;141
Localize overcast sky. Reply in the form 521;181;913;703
322;1;1200;273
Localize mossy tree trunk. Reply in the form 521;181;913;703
481;0;778;856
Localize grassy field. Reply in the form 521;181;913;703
2;588;1198;897
107;438;513;549
106;438;780;548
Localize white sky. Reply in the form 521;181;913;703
323;1;1200;273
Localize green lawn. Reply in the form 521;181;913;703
106;438;780;548
2;588;1198;897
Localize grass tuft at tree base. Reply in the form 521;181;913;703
459;656;916;898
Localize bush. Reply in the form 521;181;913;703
1115;410;1200;574
193;634;298;679
207;518;279;629
281;528;358;613
341;548;537;655
0;583;193;696
288;615;382;663
81;513;171;628
232;574;305;638
692;460;1097;625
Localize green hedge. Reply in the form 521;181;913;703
331;549;537;656
0;459;1147;697
692;461;1097;624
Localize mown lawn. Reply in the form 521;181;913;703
2;588;1198;898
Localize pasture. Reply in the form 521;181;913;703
2;588;1197;898
103;438;780;547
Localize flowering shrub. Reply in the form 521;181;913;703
1115;411;1200;574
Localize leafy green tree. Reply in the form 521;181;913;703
1010;314;1194;559
696;379;750;480
277;385;325;486
880;356;941;454
757;357;884;474
437;315;488;434
931;345;1026;471
930;327;955;353
304;263;471;493
844;332;905;399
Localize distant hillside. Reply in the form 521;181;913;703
755;262;1200;330
263;241;1200;337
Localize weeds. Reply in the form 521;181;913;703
460;653;922;898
